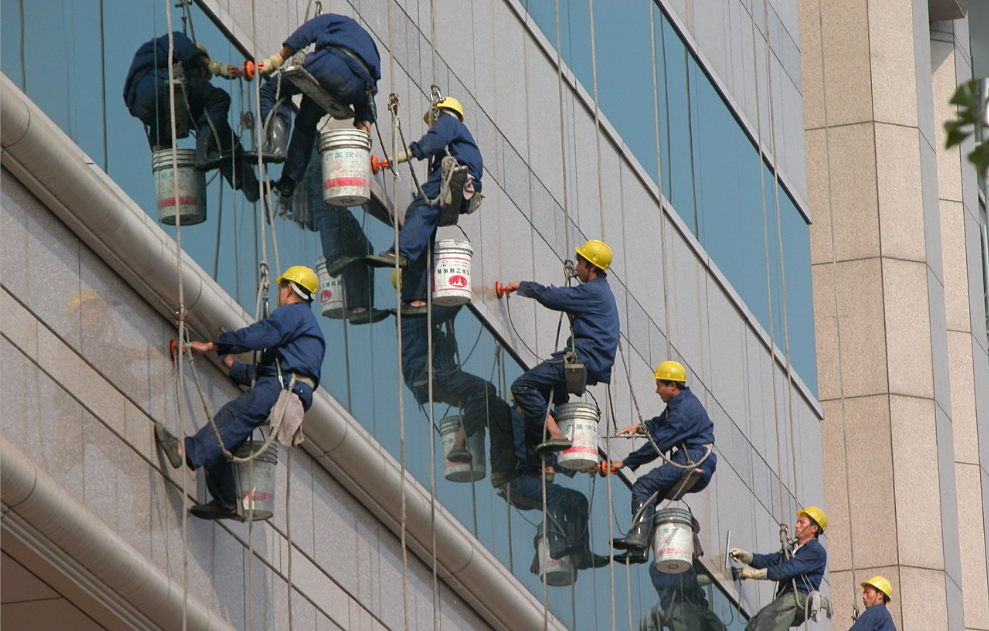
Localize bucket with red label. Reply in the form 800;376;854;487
432;239;473;306
315;257;347;319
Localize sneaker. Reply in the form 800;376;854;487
154;422;184;470
190;500;240;521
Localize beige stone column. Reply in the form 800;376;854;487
799;0;978;629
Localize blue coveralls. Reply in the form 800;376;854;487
400;305;509;441
509;277;619;447
388;114;483;303
184;303;326;508
123;32;232;150
306;145;375;310
499;472;592;567
260;13;381;184
622;387;717;509
847;604;897;631
745;538;828;631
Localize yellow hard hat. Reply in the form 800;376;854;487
861;576;893;600
423;96;464;123
391;268;402;290
195;42;209;58
654;360;686;383
65;289;104;315
574;239;612;271
276;265;318;298
797;506;828;532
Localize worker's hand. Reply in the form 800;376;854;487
730;548;753;564
739;567;767;580
606;460;625;473
221;355;235;370
186;340;216;356
616;423;645;436
354;120;372;132
258;52;285;78
503;282;521;294
207;60;240;79
394;150;411;164
696;574;713;586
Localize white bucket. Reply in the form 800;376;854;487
432;239;473;306
233;442;278;522
555;402;600;471
318;129;371;206
315;257;347;319
439;415;486;482
652;507;694;574
537;536;575;586
152;148;207;225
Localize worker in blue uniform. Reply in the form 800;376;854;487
847;576;897;631
369;97;483;314
642;559;727;631
258;13;381;199
399;301;509;461
730;506;829;631
501;240;619;455
606;360;718;564
123;32;259;201
154;266;326;520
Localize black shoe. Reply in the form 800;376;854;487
365;253;408;268
240;166;260;202
612;548;650;564
265;176;296;199
536;437;572;455
325;255;364;277
391;304;428;318
190;500;240;521
574;550;612;570
154;422;184;470
347;307;391;325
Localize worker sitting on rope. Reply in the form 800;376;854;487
501;240;619;455
154;266;326;520
258;13;381;199
847;576;897;631
606;360;717;564
123;32;259;202
730;506;829;631
399;298;509;462
366;96;482;316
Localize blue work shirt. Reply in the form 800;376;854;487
649;562;710;611
284;14;381;86
848;603;897;631
123;31;205;115
214;302;325;391
516;276;619;384
409;114;483;190
623;387;715;470
749;537;827;596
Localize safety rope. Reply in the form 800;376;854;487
649;2;673;357
163;10;191;631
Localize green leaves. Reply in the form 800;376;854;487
944;79;989;178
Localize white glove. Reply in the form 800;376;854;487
696;574;713;586
258;53;285;78
739;567;767;580
730;548;753;564
207;60;238;79
395;150;411;164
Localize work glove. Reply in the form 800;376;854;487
207;60;240;79
739;567;767;580
730;548;753;564
394;150;411;164
696;574;713;587
258;53;285;78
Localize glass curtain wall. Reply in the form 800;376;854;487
0;1;762;629
522;0;817;394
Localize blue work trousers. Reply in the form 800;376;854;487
184;377;282;508
260;52;368;183
390;175;470;303
510;352;569;447
315;207;373;310
133;72;232;149
631;448;717;510
500;475;588;519
411;367;500;439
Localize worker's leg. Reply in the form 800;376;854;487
632;462;684;509
744;592;804;631
132;74;170;149
395;175;443;262
315;206;373;310
259;74;301;129
282;96;326;184
510;357;567;446
184;379;281;507
307;52;366;108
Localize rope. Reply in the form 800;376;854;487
649;2;673;356
163;9;191;631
